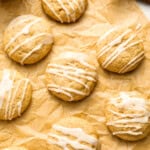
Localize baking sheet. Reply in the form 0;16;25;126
0;0;150;149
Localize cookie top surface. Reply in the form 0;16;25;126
4;15;53;65
0;69;32;120
105;91;150;141
46;52;98;102
41;0;87;23
48;117;98;150
97;27;144;74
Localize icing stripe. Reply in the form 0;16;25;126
5;18;41;51
48;87;73;101
47;125;97;150
17;79;29;116
119;51;144;73
97;28;117;45
8;80;22;119
102;34;136;68
72;0;82;13
107;92;150;136
5;71;16;120
47;69;90;91
48;84;87;96
53;125;97;144
21;44;43;65
98;30;131;58
47;64;96;82
42;0;63;23
48;64;96;77
66;0;76;22
113;131;143;136
0;70;13;109
8;16;34;29
8;33;52;57
56;0;71;22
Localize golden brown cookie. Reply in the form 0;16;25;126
4;15;53;65
0;69;32;120
41;0;87;23
105;91;150;141
3;147;27;150
46;52;98;102
48;117;98;150
97;27;144;74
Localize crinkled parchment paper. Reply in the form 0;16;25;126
0;0;150;149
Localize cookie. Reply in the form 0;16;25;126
46;52;97;102
48;117;98;150
0;69;32;120
97;27;144;74
105;91;150;141
3;147;27;150
4;15;53;65
41;0;87;23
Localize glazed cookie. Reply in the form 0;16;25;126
3;147;27;150
46;52;98;102
47;117;98;150
97;27;144;74
105;91;150;141
0;69;32;120
4;15;53;65
41;0;87;23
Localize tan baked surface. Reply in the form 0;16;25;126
46;52;98;101
41;0;87;23
0;0;150;149
105;91;150;141
0;69;32;121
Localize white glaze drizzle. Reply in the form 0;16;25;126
48;124;97;150
21;44;42;65
58;52;96;70
78;0;85;11
48;84;87;96
72;0;82;13
8;79;22;119
107;92;150;136
42;0;64;23
102;33;137;68
17;79;29;116
49;86;73;101
5;18;41;51
66;0;76;22
113;131;143;136
119;51;144;73
47;64;96;90
8;33;52;57
98;29;131;58
56;0;71;22
4;71;15;120
47;52;97;101
0;70;13;109
47;69;90;91
97;27;117;45
8;15;35;29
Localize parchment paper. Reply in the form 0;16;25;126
0;0;150;149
